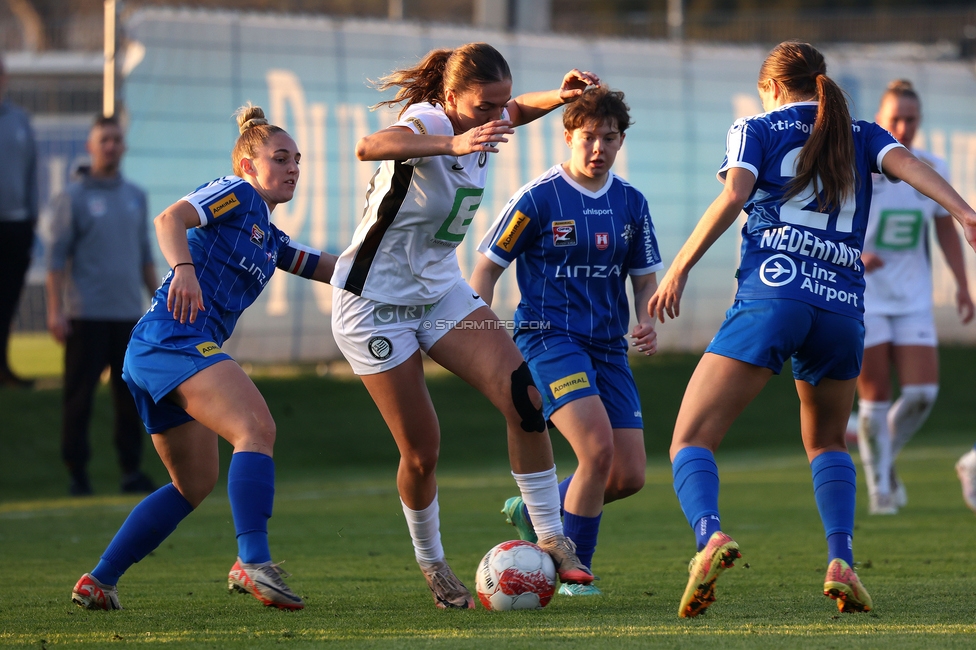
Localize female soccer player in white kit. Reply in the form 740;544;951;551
330;42;599;609
471;86;662;597
648;42;976;617
855;80;973;515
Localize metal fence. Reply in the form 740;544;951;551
8;7;976;359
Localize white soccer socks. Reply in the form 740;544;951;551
512;467;563;541
401;493;445;567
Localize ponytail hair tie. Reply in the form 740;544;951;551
239;117;269;134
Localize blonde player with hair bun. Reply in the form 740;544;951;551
331;42;600;609
855;80;974;515
71;104;337;612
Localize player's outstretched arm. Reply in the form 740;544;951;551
933;215;975;324
154;200;205;324
506;69;601;127
648;167;755;322
630;272;658;356
470;254;506;308
355;123;514;162
882;147;976;251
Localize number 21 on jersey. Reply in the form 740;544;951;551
779;146;855;233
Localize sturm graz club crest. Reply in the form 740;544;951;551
368;336;393;360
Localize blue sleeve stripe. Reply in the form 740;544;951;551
278;241;322;279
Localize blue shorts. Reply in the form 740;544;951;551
122;319;234;434
516;335;643;429
706;299;864;386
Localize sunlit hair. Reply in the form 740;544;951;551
563;86;631;134
370;43;511;117
759;41;855;213
231;103;286;177
880;78;921;112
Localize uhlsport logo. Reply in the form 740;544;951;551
209;193;240;219
367;336;393;360
195;342;222;357
759;253;797;287
550;372;590;399
552;220;577;247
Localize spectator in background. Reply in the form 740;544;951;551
0;54;39;388
43;114;158;496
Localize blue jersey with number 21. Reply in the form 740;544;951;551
721;101;903;320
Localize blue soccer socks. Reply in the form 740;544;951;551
811;451;856;566
672;447;721;551
93;483;194;586
228;451;275;565
563;510;602;570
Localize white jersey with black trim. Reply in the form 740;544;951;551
863;149;950;316
332;102;503;305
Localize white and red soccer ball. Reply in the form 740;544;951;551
475;540;556;610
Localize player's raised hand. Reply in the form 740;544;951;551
648;266;687;322
559;69;600;104
453;119;515;156
630;321;658;356
957;286;975;324
167;265;206;324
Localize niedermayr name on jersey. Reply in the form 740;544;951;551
759;224;861;271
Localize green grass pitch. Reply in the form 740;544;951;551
2;347;976;648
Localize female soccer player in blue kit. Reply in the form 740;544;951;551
70;105;336;611
330;43;599;609
471;86;662;597
648;42;976;617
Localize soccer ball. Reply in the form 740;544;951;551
475;540;556;610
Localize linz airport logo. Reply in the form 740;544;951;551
759;253;797;287
250;224;265;246
367;336;393;360
595;232;609;250
552;220;577;247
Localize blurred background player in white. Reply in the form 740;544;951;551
471;86;662;597
0;54;38;389
957;444;976;513
43;114;158;497
330;43;599;609
855;80;973;515
70;105;336;611
648;41;976;618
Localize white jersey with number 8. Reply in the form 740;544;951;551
862;149;950;316
332;102;504;306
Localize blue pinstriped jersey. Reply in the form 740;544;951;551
720;101;903;319
140;176;296;345
478;166;663;353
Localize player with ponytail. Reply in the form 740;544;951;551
70;104;337;612
649;41;976;617
331;42;600;609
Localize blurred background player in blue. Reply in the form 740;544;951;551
70;104;336;611
330;43;599;609
648;41;976;617
854;80;973;515
43;114;159;497
0;53;38;389
471;86;662;597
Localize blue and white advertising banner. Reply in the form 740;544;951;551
122;8;976;361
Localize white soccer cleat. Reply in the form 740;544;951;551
420;560;475;609
955;449;976;513
228;558;305;610
72;573;122;610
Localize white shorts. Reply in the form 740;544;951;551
331;279;487;375
862;310;938;349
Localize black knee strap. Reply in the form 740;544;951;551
511;361;546;433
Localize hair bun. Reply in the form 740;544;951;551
233;102;269;134
886;79;914;93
